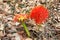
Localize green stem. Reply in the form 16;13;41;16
22;21;30;37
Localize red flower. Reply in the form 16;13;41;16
30;5;49;24
13;14;28;22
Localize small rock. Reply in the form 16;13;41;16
15;22;20;26
12;33;21;40
25;38;32;40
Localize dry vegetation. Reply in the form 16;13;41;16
0;0;60;40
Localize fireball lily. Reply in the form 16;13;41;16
30;5;49;24
13;14;30;37
13;14;28;22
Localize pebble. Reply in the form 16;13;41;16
0;0;3;3
12;33;21;40
25;38;32;40
0;24;4;30
15;22;20;26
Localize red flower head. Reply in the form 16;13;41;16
30;5;49;24
13;14;28;22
